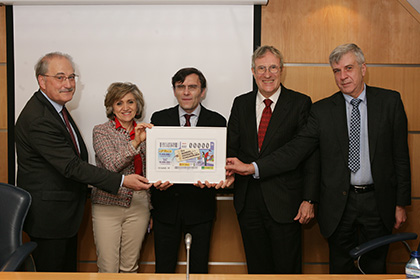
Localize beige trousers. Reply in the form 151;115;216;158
92;190;150;273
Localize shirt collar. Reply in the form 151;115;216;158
343;83;367;104
257;86;281;106
40;90;64;113
178;104;201;118
114;117;137;136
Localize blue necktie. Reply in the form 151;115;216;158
348;98;362;172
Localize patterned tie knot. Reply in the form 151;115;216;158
264;99;273;108
350;98;362;107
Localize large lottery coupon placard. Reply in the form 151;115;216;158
146;127;226;184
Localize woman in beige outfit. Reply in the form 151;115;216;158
91;82;152;273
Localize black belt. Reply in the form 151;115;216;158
350;184;374;194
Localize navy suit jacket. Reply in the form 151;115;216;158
150;104;226;225
15;91;122;238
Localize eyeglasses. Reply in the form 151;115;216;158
42;74;78;82
174;84;200;91
255;65;281;75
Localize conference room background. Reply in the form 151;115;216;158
1;0;419;274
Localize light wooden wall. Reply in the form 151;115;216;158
77;197;247;273
4;0;420;274
261;0;420;274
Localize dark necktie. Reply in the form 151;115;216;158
348;98;362;172
62;106;80;156
258;99;273;149
184;114;193;127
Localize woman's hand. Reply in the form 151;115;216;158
132;123;153;148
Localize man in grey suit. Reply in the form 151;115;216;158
15;52;152;272
226;45;320;274
226;43;411;274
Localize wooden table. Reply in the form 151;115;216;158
0;273;407;280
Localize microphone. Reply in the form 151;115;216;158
185;233;192;250
185;233;192;280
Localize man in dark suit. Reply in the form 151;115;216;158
15;52;152;272
150;67;226;273
226;45;319;274
226;43;411;274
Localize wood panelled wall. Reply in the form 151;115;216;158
2;0;420;274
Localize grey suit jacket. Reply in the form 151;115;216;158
256;85;411;237
15;90;122;238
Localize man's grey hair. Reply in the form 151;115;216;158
252;45;284;69
329;43;365;66
35;52;75;78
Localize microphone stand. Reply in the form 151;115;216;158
185;233;192;280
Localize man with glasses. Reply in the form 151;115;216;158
150;67;226;273
226;43;411;274
15;52;152;272
226;45;319;274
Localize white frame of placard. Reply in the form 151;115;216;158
146;126;226;184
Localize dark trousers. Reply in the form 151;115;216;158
153;218;212;273
238;180;302;274
328;190;391;274
29;234;78;272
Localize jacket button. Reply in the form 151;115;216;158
343;191;347;196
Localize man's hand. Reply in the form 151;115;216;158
394;205;407;229
225;157;255;176
194;180;215;189
154;180;173;191
294;201;315;224
123;174;152;190
195;174;235;189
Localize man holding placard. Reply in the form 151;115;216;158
150;67;226;273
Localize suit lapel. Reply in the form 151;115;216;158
36;91;67;129
245;92;259;153
35;91;88;160
259;86;292;154
170;105;181;126
366;86;381;162
66;110;88;160
197;105;210;127
330;92;350;165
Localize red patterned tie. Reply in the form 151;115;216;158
184;114;193;127
258;99;273;149
62;106;80;156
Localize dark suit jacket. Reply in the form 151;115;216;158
256;85;411;237
227;84;320;223
150;104;227;225
15;91;122;239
